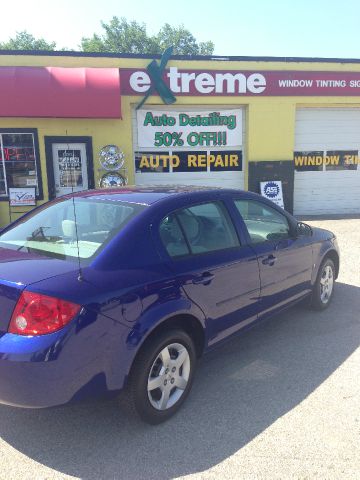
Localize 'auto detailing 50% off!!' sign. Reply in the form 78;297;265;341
136;109;243;171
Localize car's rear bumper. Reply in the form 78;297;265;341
0;313;132;408
0;330;73;407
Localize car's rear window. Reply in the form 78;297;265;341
0;197;147;261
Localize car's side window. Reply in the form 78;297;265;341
234;199;291;244
159;213;190;258
176;201;240;254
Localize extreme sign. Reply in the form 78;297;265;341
137;109;242;148
121;68;360;97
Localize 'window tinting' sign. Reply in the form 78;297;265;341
294;151;359;171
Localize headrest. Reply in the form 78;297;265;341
62;219;76;239
178;212;200;241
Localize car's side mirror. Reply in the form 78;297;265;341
296;221;312;237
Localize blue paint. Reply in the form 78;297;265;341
0;187;339;408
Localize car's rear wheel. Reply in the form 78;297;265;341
311;258;335;310
126;329;196;424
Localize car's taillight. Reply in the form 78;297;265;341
8;291;81;336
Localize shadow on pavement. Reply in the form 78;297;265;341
0;282;359;480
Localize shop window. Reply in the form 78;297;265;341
0;130;41;197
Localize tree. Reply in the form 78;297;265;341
0;31;56;51
157;24;214;55
81;17;214;55
81;17;158;54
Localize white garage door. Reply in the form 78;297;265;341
294;108;360;215
132;106;245;189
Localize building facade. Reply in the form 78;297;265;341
0;50;360;225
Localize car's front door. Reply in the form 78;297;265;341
157;200;261;346
233;198;314;316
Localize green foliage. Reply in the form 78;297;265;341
157;24;214;55
0;20;215;55
81;17;215;55
0;31;56;51
81;17;158;54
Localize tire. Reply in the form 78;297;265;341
311;258;336;310
125;329;196;424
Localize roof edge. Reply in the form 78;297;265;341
1;50;360;64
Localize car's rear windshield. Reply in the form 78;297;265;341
0;197;147;261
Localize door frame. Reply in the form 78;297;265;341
45;136;95;200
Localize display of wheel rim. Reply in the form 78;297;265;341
147;343;191;411
99;145;125;171
99;172;127;188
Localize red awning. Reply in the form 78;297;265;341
0;66;121;118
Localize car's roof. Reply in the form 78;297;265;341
65;185;248;206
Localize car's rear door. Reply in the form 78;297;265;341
155;198;261;347
232;197;314;316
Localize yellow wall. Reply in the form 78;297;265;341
0;117;125;224
2;52;360;224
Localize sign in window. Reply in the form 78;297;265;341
0;132;39;197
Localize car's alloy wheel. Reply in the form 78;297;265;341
147;343;191;411
319;264;334;305
126;329;196;424
312;258;335;310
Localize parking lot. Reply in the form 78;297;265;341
0;217;359;480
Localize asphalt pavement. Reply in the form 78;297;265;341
0;217;359;479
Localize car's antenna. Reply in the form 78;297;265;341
66;131;83;282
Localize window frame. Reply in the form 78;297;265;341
44;135;95;200
0;128;43;201
233;198;293;246
159;199;242;260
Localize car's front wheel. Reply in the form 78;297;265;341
126;329;196;424
311;258;336;310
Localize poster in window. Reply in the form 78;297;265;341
57;150;83;187
1;133;38;193
9;187;36;206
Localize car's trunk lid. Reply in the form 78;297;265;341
0;247;78;334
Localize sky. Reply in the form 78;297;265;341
1;0;360;58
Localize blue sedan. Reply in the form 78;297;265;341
0;187;339;423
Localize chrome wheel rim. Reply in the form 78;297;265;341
320;264;334;304
147;342;190;411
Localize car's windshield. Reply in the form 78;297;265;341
0;197;147;261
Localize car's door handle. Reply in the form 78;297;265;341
262;254;277;266
192;272;215;285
